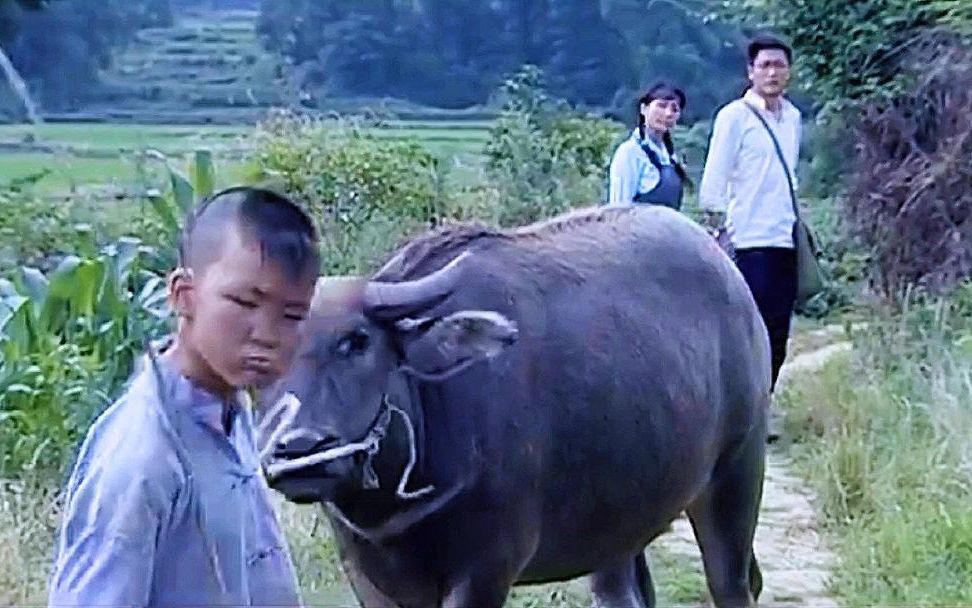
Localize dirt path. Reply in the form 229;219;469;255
653;326;852;607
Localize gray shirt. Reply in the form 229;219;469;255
48;344;302;607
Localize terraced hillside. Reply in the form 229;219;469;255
41;6;501;125
67;9;294;124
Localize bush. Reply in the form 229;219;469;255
474;66;623;226
246;109;446;274
134;148;218;272
845;37;972;300
0;173;98;275
798;117;855;201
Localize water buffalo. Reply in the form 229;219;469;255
260;204;771;608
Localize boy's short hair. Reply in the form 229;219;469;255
178;186;320;281
747;35;793;65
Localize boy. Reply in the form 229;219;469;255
48;187;319;607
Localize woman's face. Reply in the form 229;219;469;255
641;97;682;135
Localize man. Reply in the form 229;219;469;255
699;35;802;401
48;187;319;607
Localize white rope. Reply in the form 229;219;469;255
264;404;391;480
256;391;294;436
263;396;433;501
398;358;478;382
257;392;301;463
322;500;376;542
385;401;434;500
264;429;384;479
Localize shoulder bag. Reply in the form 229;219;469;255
743;102;826;306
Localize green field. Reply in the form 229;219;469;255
0;151;248;194
0;123;491;151
0;123;248;150
0;121;491;193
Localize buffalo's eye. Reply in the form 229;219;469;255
336;327;370;357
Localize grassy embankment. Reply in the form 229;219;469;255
778;292;972;606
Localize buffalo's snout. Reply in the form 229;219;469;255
265;426;356;503
274;427;341;459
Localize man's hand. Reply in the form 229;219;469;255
699;211;733;257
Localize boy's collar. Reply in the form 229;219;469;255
148;338;248;434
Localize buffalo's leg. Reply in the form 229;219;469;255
686;430;765;608
634;551;656;608
440;574;511;608
589;551;654;608
339;556;401;608
748;548;763;600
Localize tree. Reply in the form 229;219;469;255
546;0;634;106
0;0;171;113
714;0;962;115
604;0;746;122
256;0;752;117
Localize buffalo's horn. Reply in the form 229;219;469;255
310;276;367;312
364;251;470;311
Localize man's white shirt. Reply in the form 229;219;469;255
699;89;802;250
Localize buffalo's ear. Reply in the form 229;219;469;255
395;310;518;382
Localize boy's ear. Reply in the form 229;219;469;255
167;267;195;319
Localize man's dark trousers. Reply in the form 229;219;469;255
734;247;798;391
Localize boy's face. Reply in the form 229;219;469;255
170;225;316;394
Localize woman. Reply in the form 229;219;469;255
607;82;690;210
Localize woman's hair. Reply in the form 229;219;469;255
636;81;690;185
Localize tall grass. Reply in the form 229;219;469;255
0;477;57;607
779;286;972;605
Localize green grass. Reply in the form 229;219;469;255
0;151;249;193
0;153;139;190
0;123;489;153
0;123;248;150
0;121;491;140
0;121;489;194
777;303;972;606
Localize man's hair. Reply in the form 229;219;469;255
747;35;793;65
177;186;320;281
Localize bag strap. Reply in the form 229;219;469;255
639;140;665;173
742;101;800;221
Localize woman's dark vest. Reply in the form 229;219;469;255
633;141;683;210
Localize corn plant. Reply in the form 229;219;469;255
140;148;217;270
0;237;169;476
